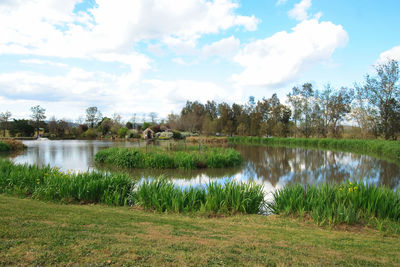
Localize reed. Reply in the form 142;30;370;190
267;182;400;227
136;179;265;214
94;147;242;169
185;136;228;144
0;159;134;206
228;137;400;164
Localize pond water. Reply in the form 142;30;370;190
2;140;400;192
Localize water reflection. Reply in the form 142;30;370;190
2;140;399;190
234;145;400;189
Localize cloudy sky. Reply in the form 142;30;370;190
1;0;399;122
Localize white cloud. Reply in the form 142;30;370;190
377;46;400;63
288;0;311;21
19;59;68;68
202;36;240;59
276;0;288;6
232;19;348;87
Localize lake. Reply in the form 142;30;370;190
3;140;400;192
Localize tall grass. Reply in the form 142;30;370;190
136;179;265;214
267;182;400;227
0;159;134;205
95;147;242;169
0;160;262;214
228;137;400;164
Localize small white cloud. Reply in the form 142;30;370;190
19;59;68;68
288;0;312;21
172;58;198;66
377;46;400;63
202;36;240;59
276;0;288;6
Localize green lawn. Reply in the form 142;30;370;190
1;195;399;266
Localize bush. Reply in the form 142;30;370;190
118;127;129;138
82;128;98;139
0;142;10;151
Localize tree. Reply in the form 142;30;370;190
358;60;400;139
9;119;35;137
30;105;46;137
148;112;158;125
0;111;12;137
86;107;102;128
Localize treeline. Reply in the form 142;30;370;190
167;60;400;140
1;60;399;140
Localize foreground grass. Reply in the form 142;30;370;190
228;137;400;164
0;160;264;214
1;195;399;266
268;182;400;233
95;146;243;169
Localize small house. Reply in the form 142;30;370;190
142;128;154;139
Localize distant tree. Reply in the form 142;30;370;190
9;119;35;137
30;105;46;137
126;121;133;129
86;107;102;128
148;112;158;124
358;60;400;139
98;117;112;135
0;111;12;137
318;85;354;138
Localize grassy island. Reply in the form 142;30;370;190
0;140;26;152
94;146;243;169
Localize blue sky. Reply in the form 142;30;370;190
0;0;399;122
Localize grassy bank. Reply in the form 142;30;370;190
228;136;400;164
1;195;400;266
268;182;400;232
95;146;242;169
0;140;26;152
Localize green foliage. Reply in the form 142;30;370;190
0;141;10;151
0;159;134;206
267;182;400;227
118;127;129;138
94;147;242;169
142;122;151;130
9;119;35;137
228;137;400;164
136;179;265;214
81;128;98;139
172;130;182;139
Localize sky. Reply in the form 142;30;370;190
0;0;399;122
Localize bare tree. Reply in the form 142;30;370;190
0;111;12;137
149;112;158;124
86;107;102;128
30;105;46;137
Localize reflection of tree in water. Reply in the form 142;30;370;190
96;163;242;180
234;145;400;188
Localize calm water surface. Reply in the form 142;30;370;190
3;140;400;191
